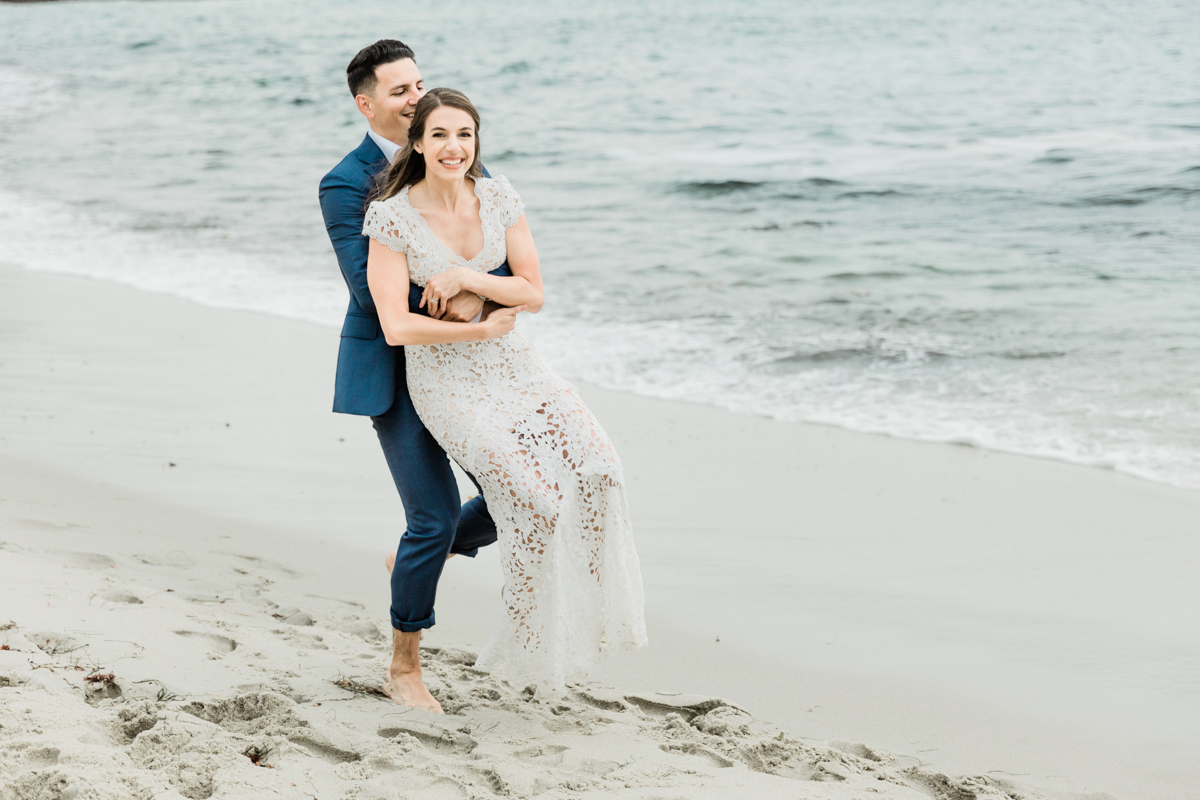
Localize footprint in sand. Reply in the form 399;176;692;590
376;720;477;755
20;519;85;532
52;551;116;569
28;632;84;656
831;740;887;763
222;553;301;579
173;630;237;653
624;693;736;721
182;593;230;605
287;733;362;764
238;580;278;609
131;552;195;569
331;616;382;641
20;746;61;767
271;607;314;626
183;692;359;763
411;776;471;800
511;744;569;766
271;628;328;651
83;675;123;706
470;686;502;702
98;589;143;605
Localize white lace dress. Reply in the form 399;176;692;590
363;176;647;689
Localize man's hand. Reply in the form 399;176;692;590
477;305;527;340
421;266;475;318
435;291;486;322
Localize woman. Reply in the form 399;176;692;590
362;88;647;695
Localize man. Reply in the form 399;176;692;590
318;39;510;712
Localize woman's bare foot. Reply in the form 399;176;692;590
385;628;443;713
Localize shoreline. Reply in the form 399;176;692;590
6;243;1197;495
3;263;1199;799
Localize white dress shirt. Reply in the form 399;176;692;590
367;128;403;163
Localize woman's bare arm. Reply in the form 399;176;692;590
472;215;543;310
367;238;523;346
420;215;544;317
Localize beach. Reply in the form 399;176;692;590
3;263;1199;799
3;1;1199;796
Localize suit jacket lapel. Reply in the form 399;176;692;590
354;134;388;178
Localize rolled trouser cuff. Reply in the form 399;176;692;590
391;609;435;632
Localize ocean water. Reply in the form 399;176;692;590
2;0;1199;488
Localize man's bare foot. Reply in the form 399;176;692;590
384;549;453;575
385;628;443;713
383;670;443;713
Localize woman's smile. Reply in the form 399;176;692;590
418;106;477;177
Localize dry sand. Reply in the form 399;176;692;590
2;263;1196;799
0;491;1009;800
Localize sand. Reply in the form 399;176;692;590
0;498;1002;800
2;263;1197;799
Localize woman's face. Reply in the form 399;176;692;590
416;106;476;181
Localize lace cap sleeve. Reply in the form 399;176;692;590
490;175;526;229
362;198;412;255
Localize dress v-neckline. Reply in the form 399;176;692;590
400;179;489;266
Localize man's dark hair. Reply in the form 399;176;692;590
346;39;416;98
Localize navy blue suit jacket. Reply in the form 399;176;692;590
318;134;511;416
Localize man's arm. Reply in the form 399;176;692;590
434;259;515;321
319;170;378;314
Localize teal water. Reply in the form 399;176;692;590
2;0;1199;487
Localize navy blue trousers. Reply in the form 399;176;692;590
371;364;497;633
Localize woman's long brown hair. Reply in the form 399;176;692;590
372;88;484;202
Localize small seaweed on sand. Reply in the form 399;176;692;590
134;678;181;702
0;621;15;631
84;672;117;685
331;674;389;699
31;663;85;672
243;745;274;767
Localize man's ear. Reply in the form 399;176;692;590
355;94;375;120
